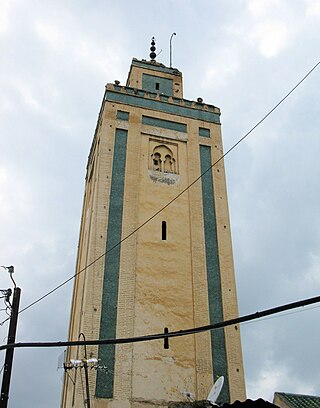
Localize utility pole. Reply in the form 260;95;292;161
0;285;21;408
78;333;90;408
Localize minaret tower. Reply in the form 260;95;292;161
61;39;246;408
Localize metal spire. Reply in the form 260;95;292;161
169;32;176;68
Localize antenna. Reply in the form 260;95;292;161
169;32;176;68
207;376;224;405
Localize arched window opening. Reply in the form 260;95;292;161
151;144;177;174
172;158;176;174
164;154;173;173
162;221;167;240
153;152;161;171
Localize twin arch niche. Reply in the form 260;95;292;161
148;140;180;185
151;144;177;174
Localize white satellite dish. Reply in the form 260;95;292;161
207;376;224;405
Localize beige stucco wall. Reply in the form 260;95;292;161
61;63;245;407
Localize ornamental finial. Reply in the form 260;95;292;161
149;37;156;60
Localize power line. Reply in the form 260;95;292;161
1;294;319;352
241;303;320;326
1;59;319;327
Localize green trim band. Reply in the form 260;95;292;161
96;128;128;398
105;90;220;124
199;145;230;404
142;115;187;133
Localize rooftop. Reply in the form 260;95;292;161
274;393;320;408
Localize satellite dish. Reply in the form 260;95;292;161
207;376;224;405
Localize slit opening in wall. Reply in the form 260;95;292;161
155;82;160;90
162;221;167;240
164;327;169;349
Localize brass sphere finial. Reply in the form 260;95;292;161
149;37;156;60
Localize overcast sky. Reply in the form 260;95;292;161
1;0;320;407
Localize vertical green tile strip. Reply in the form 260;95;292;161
199;145;230;404
96;128;128;398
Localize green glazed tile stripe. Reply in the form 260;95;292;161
142;115;187;133
199;144;230;404
96;128;128;398
105;90;220;124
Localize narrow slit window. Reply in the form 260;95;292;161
164;327;169;349
155;82;160;90
162;221;167;240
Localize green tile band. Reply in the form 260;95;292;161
105;90;221;124
96;128;128;398
199;144;230;404
142;115;187;133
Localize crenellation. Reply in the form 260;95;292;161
105;83;220;115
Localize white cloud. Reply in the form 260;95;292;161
35;20;62;50
34;17;125;81
0;167;33;222
249;20;288;58
0;166;7;184
0;0;13;35
305;0;320;17
248;363;315;401
247;0;282;18
10;78;48;113
0;94;15;114
203;46;241;88
276;251;320;299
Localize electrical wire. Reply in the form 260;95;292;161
241;302;320;326
1;294;319;352
1;59;319;327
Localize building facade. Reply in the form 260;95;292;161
61;49;246;408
